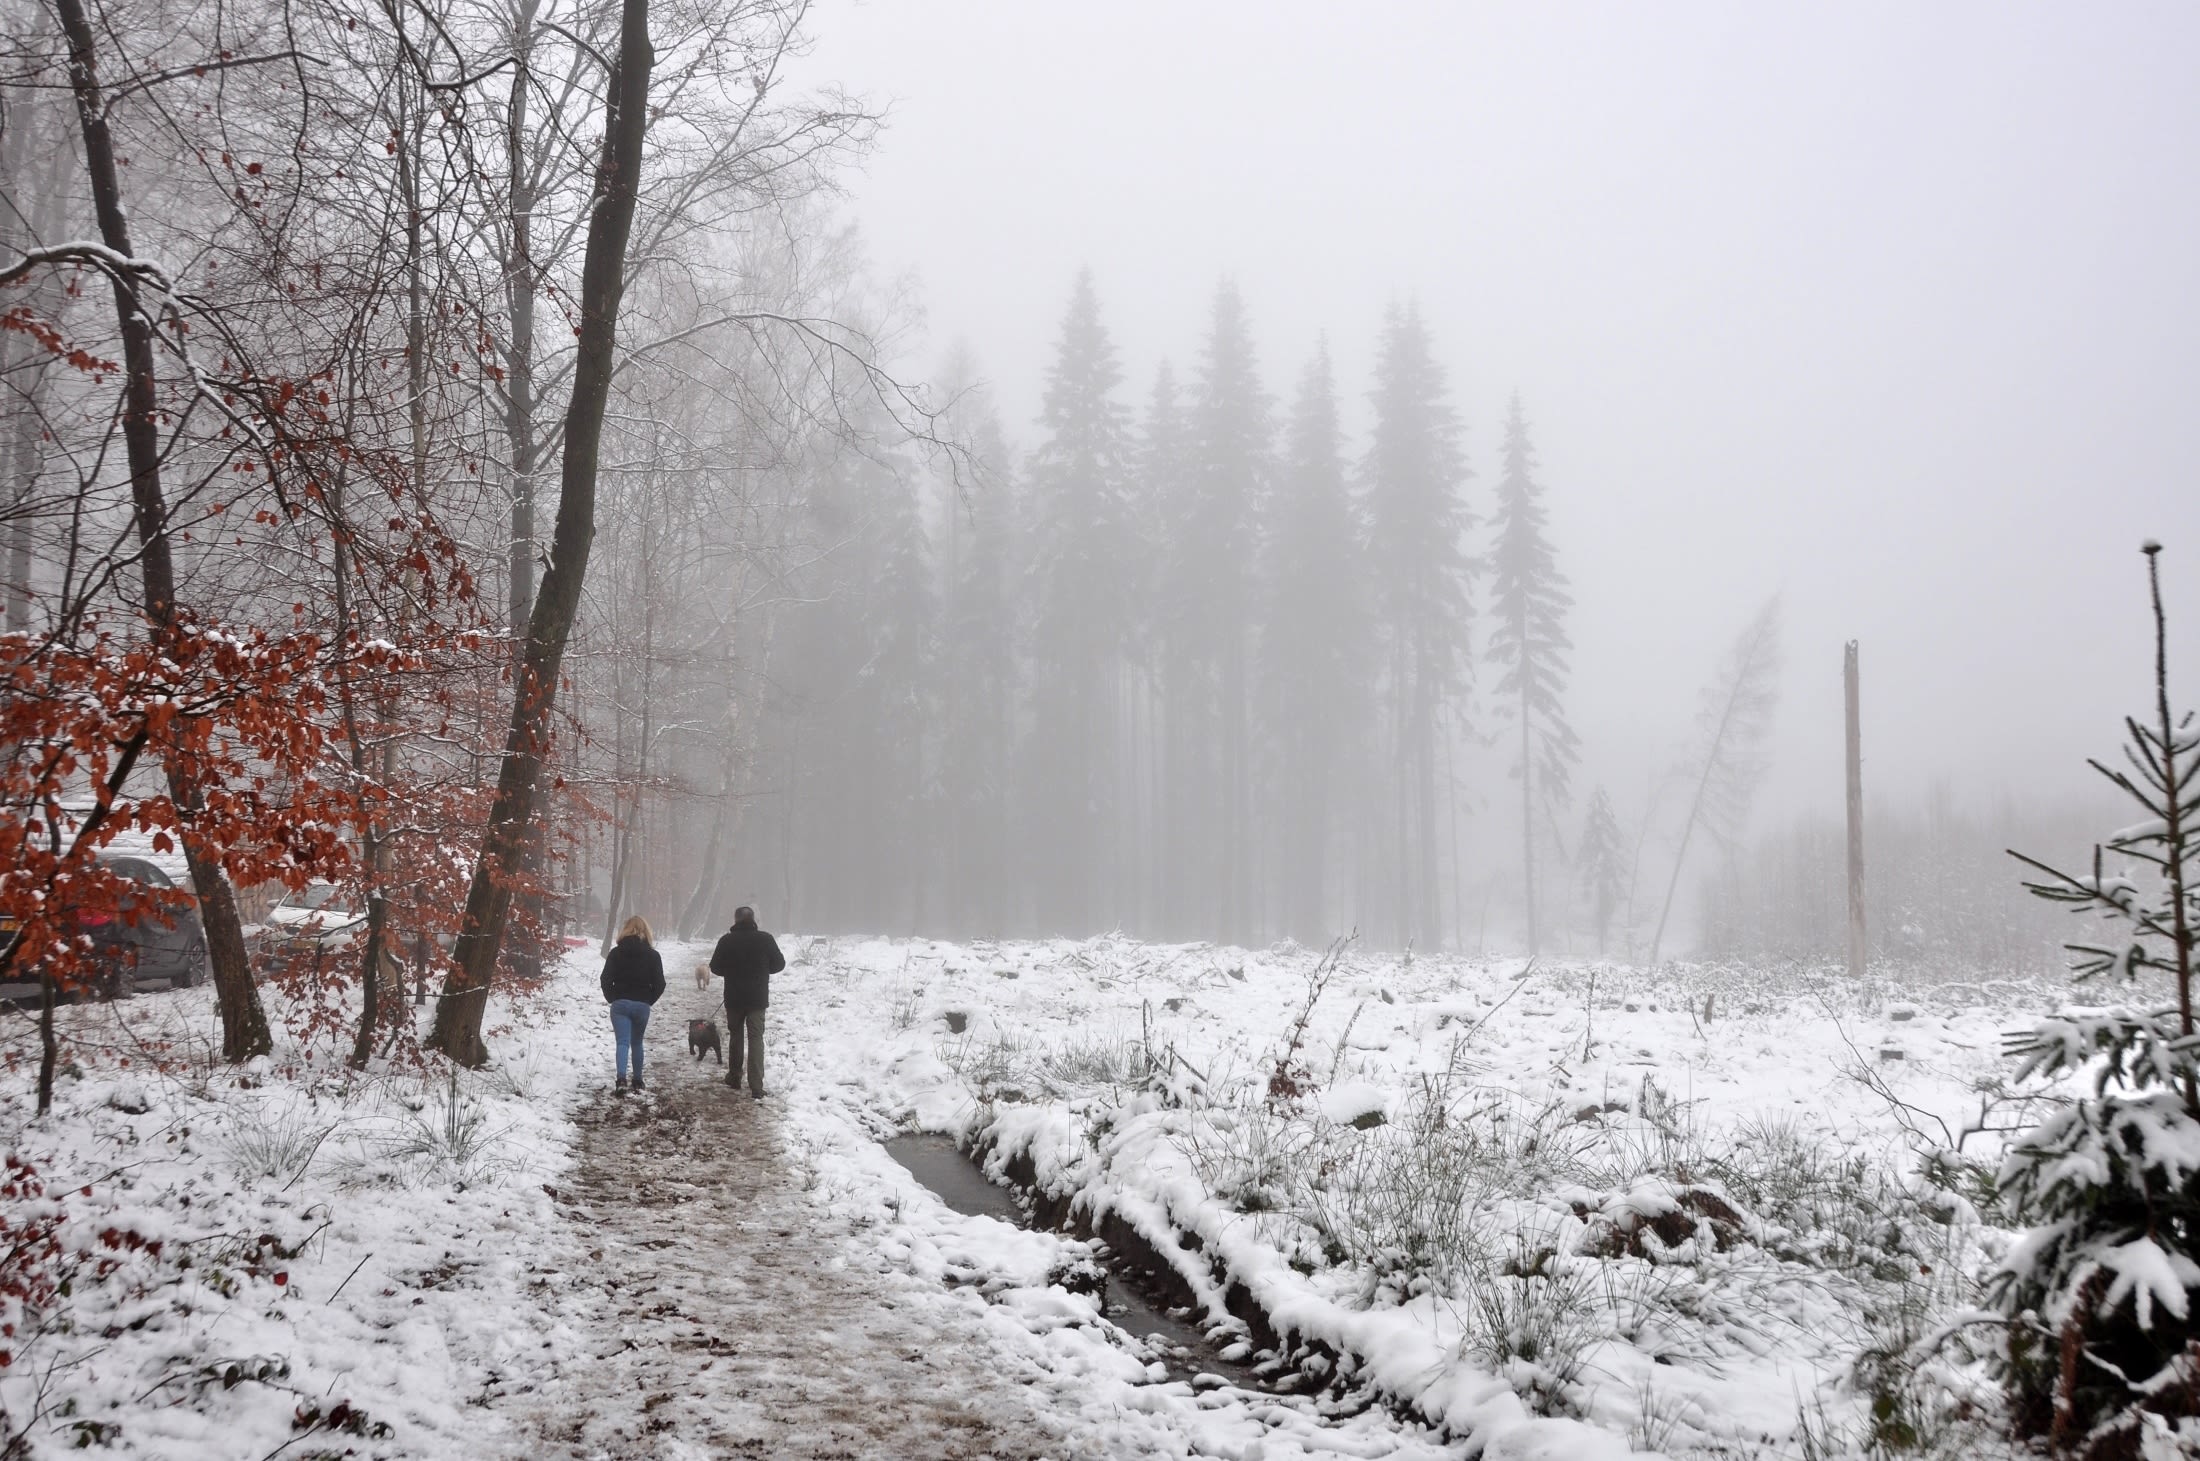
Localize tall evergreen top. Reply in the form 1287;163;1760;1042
1186;281;1270;568
1362;302;1475;696
1487;391;1578;784
1035;268;1130;478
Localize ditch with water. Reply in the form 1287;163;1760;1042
882;1134;1274;1392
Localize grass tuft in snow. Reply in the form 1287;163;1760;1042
223;1100;346;1189
1456;1223;1600;1416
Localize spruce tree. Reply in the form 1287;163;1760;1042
1362;303;1475;950
1137;361;1191;933
1023;270;1136;933
1993;543;2200;1458
1160;281;1269;941
1255;339;1367;944
1577;786;1626;956
1485;394;1579;952
936;385;1019;936
768;438;872;930
865;449;937;931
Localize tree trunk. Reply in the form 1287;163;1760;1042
1415;653;1442;952
1223;641;1247;942
680;613;774;938
351;75;428;1066
1447;726;1465;953
427;0;655;1066
1844;640;1865;980
351;831;388;1069
1521;682;1538;953
1393;635;1412;950
504;11;540;635
2140;546;2196;1111
499;8;554;988
1650;689;1744;968
326;445;381;1069
4;349;51;632
0;39;63;633
54;0;272;1060
36;972;57;1115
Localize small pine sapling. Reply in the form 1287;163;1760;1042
1991;542;2200;1458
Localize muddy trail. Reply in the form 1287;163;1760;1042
505;1006;1058;1461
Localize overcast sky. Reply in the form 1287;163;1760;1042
798;1;2199;826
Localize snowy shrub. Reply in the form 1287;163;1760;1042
1178;1100;1321;1216
0;1155;68;1368
1848;1255;2001;1459
485;1041;552;1101
940;1027;1029;1097
1989;544;2200;1458
1705;1116;1959;1285
1263;936;1350;1110
887;979;923;1031
1457;1224;1600;1415
1576;1075;1708;1189
365;1066;512;1189
1295;1079;1513;1295
1033;1029;1141;1093
224;1100;345;1189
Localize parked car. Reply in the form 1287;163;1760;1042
0;855;211;1003
258;882;367;959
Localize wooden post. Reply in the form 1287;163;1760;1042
1845;641;1866;979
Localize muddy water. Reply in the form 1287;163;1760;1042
884;1134;1268;1391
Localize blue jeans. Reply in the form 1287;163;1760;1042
609;999;652;1081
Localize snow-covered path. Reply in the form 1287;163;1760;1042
503;982;1059;1460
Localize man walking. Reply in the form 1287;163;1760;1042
708;906;785;1099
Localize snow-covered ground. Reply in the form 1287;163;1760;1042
0;955;606;1459
0;935;2071;1458
792;936;2060;1460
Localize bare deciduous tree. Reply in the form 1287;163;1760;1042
1648;596;1783;965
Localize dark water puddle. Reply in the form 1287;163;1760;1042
884;1134;1269;1391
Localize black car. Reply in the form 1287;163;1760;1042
0;855;212;1002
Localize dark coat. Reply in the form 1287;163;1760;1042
600;936;666;1005
710;925;785;1010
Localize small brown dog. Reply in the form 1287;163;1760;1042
692;962;711;991
687;1017;723;1064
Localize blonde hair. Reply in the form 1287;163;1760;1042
617;915;653;946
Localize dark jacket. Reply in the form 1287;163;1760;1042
710;925;785;1010
600;936;665;1005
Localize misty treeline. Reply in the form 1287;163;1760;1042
1696;788;2112;975
694;272;1598;955
702;268;1768;961
699;273;2101;975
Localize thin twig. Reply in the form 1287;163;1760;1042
325;1251;372;1305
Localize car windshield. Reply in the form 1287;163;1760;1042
282;884;350;912
104;858;173;888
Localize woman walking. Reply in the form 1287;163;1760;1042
601;915;666;1093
